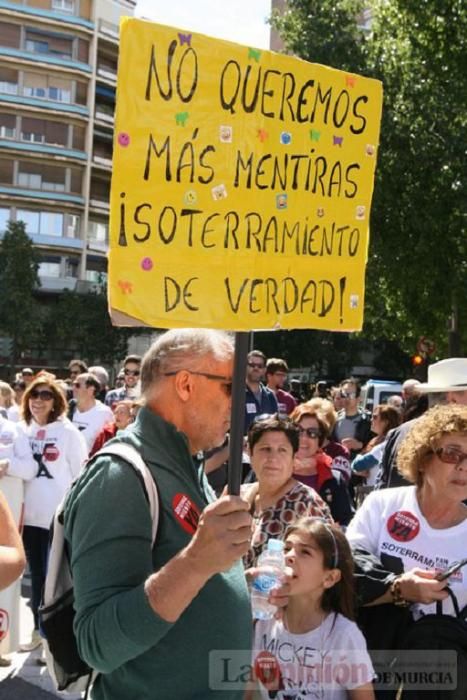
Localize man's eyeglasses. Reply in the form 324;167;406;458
434;446;467;467
164;370;232;396
298;427;320;439
124;369;140;377
340;391;356;399
247;362;265;369
30;389;54;401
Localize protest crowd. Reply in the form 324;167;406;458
0;330;465;699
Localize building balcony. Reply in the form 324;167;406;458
75;279;106;294
0;46;91;75
94;108;113;126
98;18;118;43
0;137;86;162
0;91;89;118
89;197;109;212
38;273;77;292
0;184;84;206
92;154;112;171
29;231;84;250
0;1;94;32
96;66;117;84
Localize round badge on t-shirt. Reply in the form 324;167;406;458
386;510;420;542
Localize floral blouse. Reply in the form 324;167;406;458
243;481;332;569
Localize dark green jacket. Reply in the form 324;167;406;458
64;407;251;699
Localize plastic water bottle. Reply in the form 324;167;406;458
251;539;286;620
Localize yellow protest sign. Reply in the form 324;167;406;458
109;18;383;331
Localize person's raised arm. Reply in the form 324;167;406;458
144;495;252;621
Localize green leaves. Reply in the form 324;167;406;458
273;0;467;356
0;221;41;368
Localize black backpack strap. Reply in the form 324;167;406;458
436;586;461;617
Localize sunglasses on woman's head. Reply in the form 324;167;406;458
253;412;292;424
30;389;54;401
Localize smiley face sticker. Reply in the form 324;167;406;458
184;190;198;205
141;257;153;272
118;132;130;147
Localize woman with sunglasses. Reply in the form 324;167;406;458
291;405;354;527
346;404;467;682
351;404;401;487
9;377;87;653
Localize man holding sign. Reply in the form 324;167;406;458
64;328;253;699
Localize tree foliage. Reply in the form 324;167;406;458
0;221;41;368
38;287;135;366
272;0;467;357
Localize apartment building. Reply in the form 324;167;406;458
0;0;135;295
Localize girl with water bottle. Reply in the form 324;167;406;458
249;516;375;699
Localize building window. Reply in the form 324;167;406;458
18;210;65;237
23;73;73;104
66;257;79;278
85;269;107;284
65;213;80;237
0;158;14;185
88;220;108;244
17;210;40;235
52;0;75;14
0;207;10;232
0;67;18;95
41;211;64;236
38;261;61;277
18;172;42;189
18;162;67;193
0;113;16;139
25;30;73;61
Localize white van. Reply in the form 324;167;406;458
360;379;403;413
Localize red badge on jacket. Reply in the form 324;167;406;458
172;493;200;534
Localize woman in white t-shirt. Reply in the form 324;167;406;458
250;517;375;699
347;404;467;661
6;376;87;652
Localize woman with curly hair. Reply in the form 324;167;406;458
346;404;467;675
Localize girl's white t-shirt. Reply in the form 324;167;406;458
252;612;374;699
346;485;467;618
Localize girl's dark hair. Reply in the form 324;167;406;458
248;414;300;454
285;517;356;621
22;378;67;425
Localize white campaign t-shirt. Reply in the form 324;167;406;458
252;612;374;699
346;485;467;618
72;401;114;452
9;418;88;529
